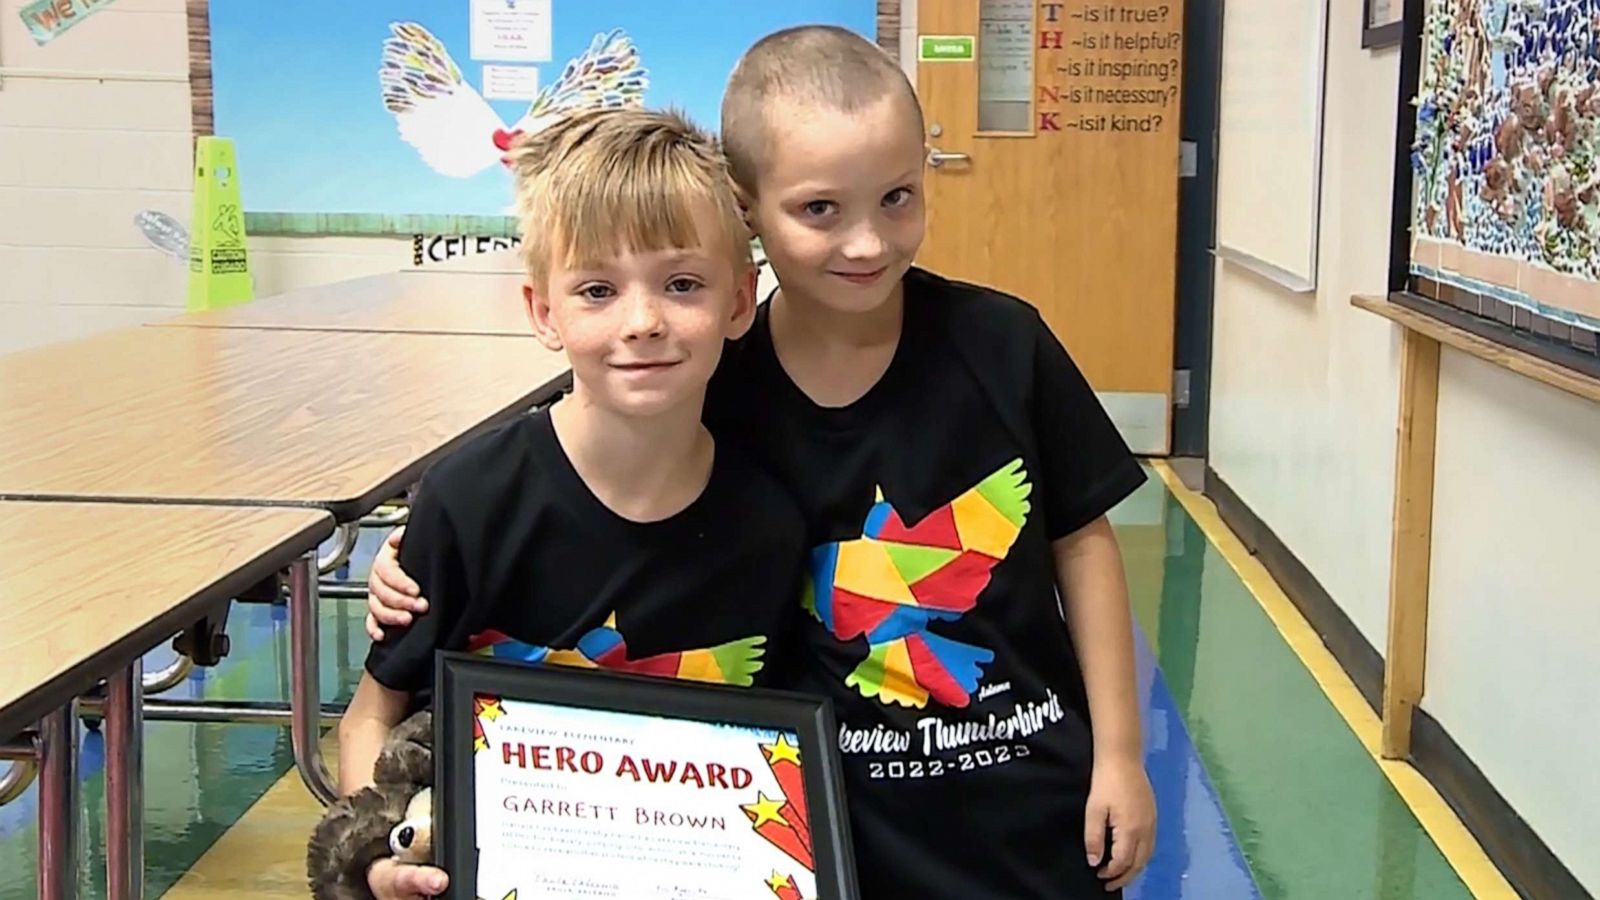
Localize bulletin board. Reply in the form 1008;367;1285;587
1400;0;1600;374
192;1;878;236
1214;0;1329;293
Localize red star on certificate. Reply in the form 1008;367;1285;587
743;733;814;897
472;694;503;753
765;871;803;900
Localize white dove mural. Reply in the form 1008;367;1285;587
379;23;650;178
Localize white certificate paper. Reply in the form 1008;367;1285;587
469;694;818;899
482;65;541;101
469;0;553;62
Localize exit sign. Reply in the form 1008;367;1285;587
919;35;975;61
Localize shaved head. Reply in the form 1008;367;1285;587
721;25;923;195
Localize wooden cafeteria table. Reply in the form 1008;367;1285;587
148;270;533;336
0;323;571;805
0;323;567;517
0;501;334;900
149;269;553;580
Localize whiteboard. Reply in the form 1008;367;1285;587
1214;0;1330;293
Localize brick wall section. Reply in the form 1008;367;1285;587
187;0;214;137
878;0;902;61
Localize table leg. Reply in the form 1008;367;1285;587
142;654;193;695
106;659;145;900
37;706;78;900
289;551;339;806
0;749;38;805
317;522;360;576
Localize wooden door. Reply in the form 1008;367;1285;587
915;0;1183;455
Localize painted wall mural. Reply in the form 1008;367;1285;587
204;1;876;234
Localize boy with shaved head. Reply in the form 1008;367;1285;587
370;26;1156;898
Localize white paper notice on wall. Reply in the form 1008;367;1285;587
980;20;1033;103
482;64;540;101
470;0;552;62
982;0;1034;20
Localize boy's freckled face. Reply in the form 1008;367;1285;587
749;95;928;314
523;210;754;417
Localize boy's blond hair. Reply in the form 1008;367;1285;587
721;25;923;194
508;107;751;287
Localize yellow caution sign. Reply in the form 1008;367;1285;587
187;136;253;311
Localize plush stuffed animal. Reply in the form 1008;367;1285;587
307;710;434;900
389;787;433;863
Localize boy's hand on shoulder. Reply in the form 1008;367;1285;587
366;526;427;641
368;857;448;900
1085;754;1155;891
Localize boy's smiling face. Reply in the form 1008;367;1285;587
748;94;927;316
523;210;755;419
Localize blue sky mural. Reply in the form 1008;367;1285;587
209;1;876;217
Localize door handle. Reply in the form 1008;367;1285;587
926;148;971;168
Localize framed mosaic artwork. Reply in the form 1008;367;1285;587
1395;0;1600;377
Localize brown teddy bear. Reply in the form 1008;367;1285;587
307;710;435;900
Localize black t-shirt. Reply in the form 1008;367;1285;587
366;410;807;710
706;267;1147;898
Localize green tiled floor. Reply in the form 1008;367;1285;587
1117;478;1472;899
0;476;1480;898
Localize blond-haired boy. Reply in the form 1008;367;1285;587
339;107;807;899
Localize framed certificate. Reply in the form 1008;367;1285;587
434;653;859;899
1362;0;1404;49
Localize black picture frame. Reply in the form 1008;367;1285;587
434;652;859;899
1363;0;1404;49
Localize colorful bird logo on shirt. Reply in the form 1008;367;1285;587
379;24;648;178
804;459;1031;709
466;613;766;686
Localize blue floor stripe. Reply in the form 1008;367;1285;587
1129;619;1261;898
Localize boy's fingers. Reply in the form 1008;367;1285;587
369;586;418;623
1101;825;1135;879
1083;803;1108;867
363;599;408;640
376;558;423;601
392;864;449;897
367;859;406;900
377;527;422;594
1104;836;1145;890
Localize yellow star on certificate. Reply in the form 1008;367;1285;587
742;792;789;828
766;872;793;891
762;733;801;766
476;696;504;721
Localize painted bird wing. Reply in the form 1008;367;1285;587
380;22;507;178
520;28;649;125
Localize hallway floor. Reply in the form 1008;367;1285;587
0;465;1513;898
